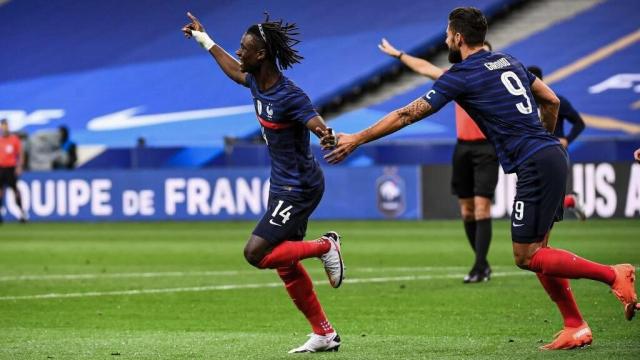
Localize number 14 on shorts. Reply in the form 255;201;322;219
270;200;293;226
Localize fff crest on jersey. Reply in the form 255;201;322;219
255;99;274;119
376;167;406;218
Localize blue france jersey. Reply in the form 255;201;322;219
245;74;323;192
423;50;560;173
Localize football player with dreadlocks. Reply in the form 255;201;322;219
182;12;343;353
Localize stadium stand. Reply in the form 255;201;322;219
324;0;640;165
0;0;521;168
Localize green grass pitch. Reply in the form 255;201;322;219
0;219;638;359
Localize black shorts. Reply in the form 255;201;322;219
451;141;499;199
0;167;18;189
511;145;568;243
252;184;324;245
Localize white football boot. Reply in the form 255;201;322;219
319;231;344;288
288;332;341;353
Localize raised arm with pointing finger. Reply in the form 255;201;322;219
378;38;445;79
182;12;246;85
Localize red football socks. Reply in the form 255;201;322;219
258;239;331;269
529;247;616;285
563;195;575;208
537;273;584;328
278;262;334;335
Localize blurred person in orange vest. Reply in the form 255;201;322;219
0;119;27;223
379;39;497;283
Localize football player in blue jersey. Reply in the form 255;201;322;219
324;7;638;350
183;12;343;353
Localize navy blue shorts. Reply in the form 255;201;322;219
511;146;568;243
252;184;324;245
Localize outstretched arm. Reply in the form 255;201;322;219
323;98;434;164
531;78;560;133
378;38;445;80
559;98;585;144
306;116;337;148
182;12;246;85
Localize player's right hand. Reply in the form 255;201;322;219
317;127;337;150
324;133;359;164
378;38;402;58
634;148;640;163
182;12;205;38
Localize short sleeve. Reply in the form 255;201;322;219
522;65;537;85
422;70;465;112
286;89;319;124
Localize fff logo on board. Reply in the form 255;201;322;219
376;168;406;218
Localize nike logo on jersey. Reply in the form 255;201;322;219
269;219;283;227
512;222;525;227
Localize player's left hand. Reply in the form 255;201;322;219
559;137;569;148
634;148;640;163
182;12;205;38
324;133;359;164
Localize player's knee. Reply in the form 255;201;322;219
243;246;264;268
461;213;475;222
459;204;475;222
473;202;491;220
473;196;491;220
513;253;532;270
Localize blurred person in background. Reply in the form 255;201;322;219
52;125;77;169
0;119;27;223
527;66;586;220
379;38;497;284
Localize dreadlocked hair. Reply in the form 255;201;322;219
247;13;303;70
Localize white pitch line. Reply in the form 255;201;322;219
0;266;509;282
0;271;530;301
0;270;243;282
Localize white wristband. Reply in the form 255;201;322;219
191;30;215;51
